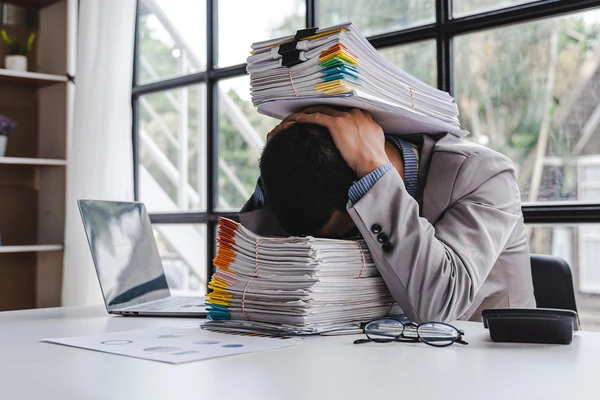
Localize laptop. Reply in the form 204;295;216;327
78;199;207;317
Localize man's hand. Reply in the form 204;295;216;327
286;106;389;178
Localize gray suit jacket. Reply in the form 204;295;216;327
239;133;536;323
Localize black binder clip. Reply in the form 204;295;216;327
278;27;318;68
279;50;303;68
66;73;75;84
294;27;318;41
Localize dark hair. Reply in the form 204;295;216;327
259;123;357;236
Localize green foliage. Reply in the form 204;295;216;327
456;14;600;162
25;32;36;54
1;30;36;56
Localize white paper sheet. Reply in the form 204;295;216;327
42;326;301;364
258;93;469;138
205;218;397;335
247;21;469;139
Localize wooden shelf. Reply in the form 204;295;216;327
0;245;63;253
0;0;71;310
0;157;67;166
0;69;67;87
2;0;64;9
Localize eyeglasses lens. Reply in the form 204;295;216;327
365;319;405;341
417;322;459;347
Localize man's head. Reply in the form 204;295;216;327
259;123;357;237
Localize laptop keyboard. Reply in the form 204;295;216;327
127;297;205;312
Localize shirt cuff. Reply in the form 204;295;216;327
348;163;393;204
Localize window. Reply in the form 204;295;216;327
133;0;600;328
137;0;207;84
154;224;208;293
217;75;279;210
452;0;538;18
454;9;600;203
217;0;306;67
320;0;436;36
139;84;207;212
378;40;438;88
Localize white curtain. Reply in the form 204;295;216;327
62;0;137;306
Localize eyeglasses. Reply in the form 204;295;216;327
353;318;469;347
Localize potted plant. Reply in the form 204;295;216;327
1;29;36;72
0;115;16;157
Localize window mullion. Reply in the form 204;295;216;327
436;0;451;93
307;0;320;28
207;0;218;283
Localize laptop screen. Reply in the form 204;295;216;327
78;200;170;310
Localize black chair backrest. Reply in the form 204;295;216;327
530;254;578;313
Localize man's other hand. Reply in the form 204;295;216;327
288;106;390;178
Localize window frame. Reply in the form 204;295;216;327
132;0;600;286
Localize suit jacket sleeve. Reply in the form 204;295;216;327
347;148;522;323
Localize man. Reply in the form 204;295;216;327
240;106;536;323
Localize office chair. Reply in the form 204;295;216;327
530;254;578;313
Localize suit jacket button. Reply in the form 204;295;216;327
382;241;393;253
371;224;382;234
377;232;388;243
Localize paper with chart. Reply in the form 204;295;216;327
42;326;301;364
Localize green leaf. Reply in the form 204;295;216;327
1;29;21;55
1;29;14;46
24;32;36;55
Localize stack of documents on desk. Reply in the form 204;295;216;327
247;22;468;138
203;218;395;336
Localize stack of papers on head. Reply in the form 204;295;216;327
203;218;396;335
247;22;468;138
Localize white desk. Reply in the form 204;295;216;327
0;305;598;400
